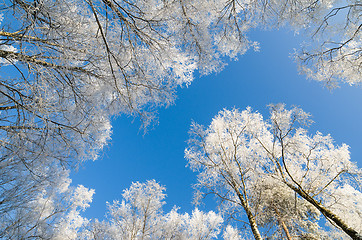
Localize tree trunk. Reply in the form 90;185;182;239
280;219;293;240
273;206;293;240
286;182;362;240
234;188;263;240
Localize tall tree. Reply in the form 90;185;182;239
0;1;257;233
1;0;358;184
186;105;362;239
82;180;239;240
0;169;94;239
297;1;361;87
0;0;360;237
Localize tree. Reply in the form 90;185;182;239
0;169;94;239
205;0;361;87
297;1;361;87
0;0;360;238
1;0;358;189
186;105;362;239
1;1;265;235
81;180;242;240
0;0;253;227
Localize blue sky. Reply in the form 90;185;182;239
71;27;362;221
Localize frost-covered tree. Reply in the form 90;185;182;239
0;0;358;189
2;177;244;240
82;180;242;240
0;0;254;228
186;105;362;240
0;0;358;169
0;170;94;239
0;0;360;238
297;1;361;87
1;0;359;173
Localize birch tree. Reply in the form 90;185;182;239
297;1;362;87
0;1;258;233
186;105;362;240
1;0;358;185
82;180;241;240
0;0;253;224
0;0;359;175
0;169;94;239
0;0;360;238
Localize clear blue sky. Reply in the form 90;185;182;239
71;28;362;221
